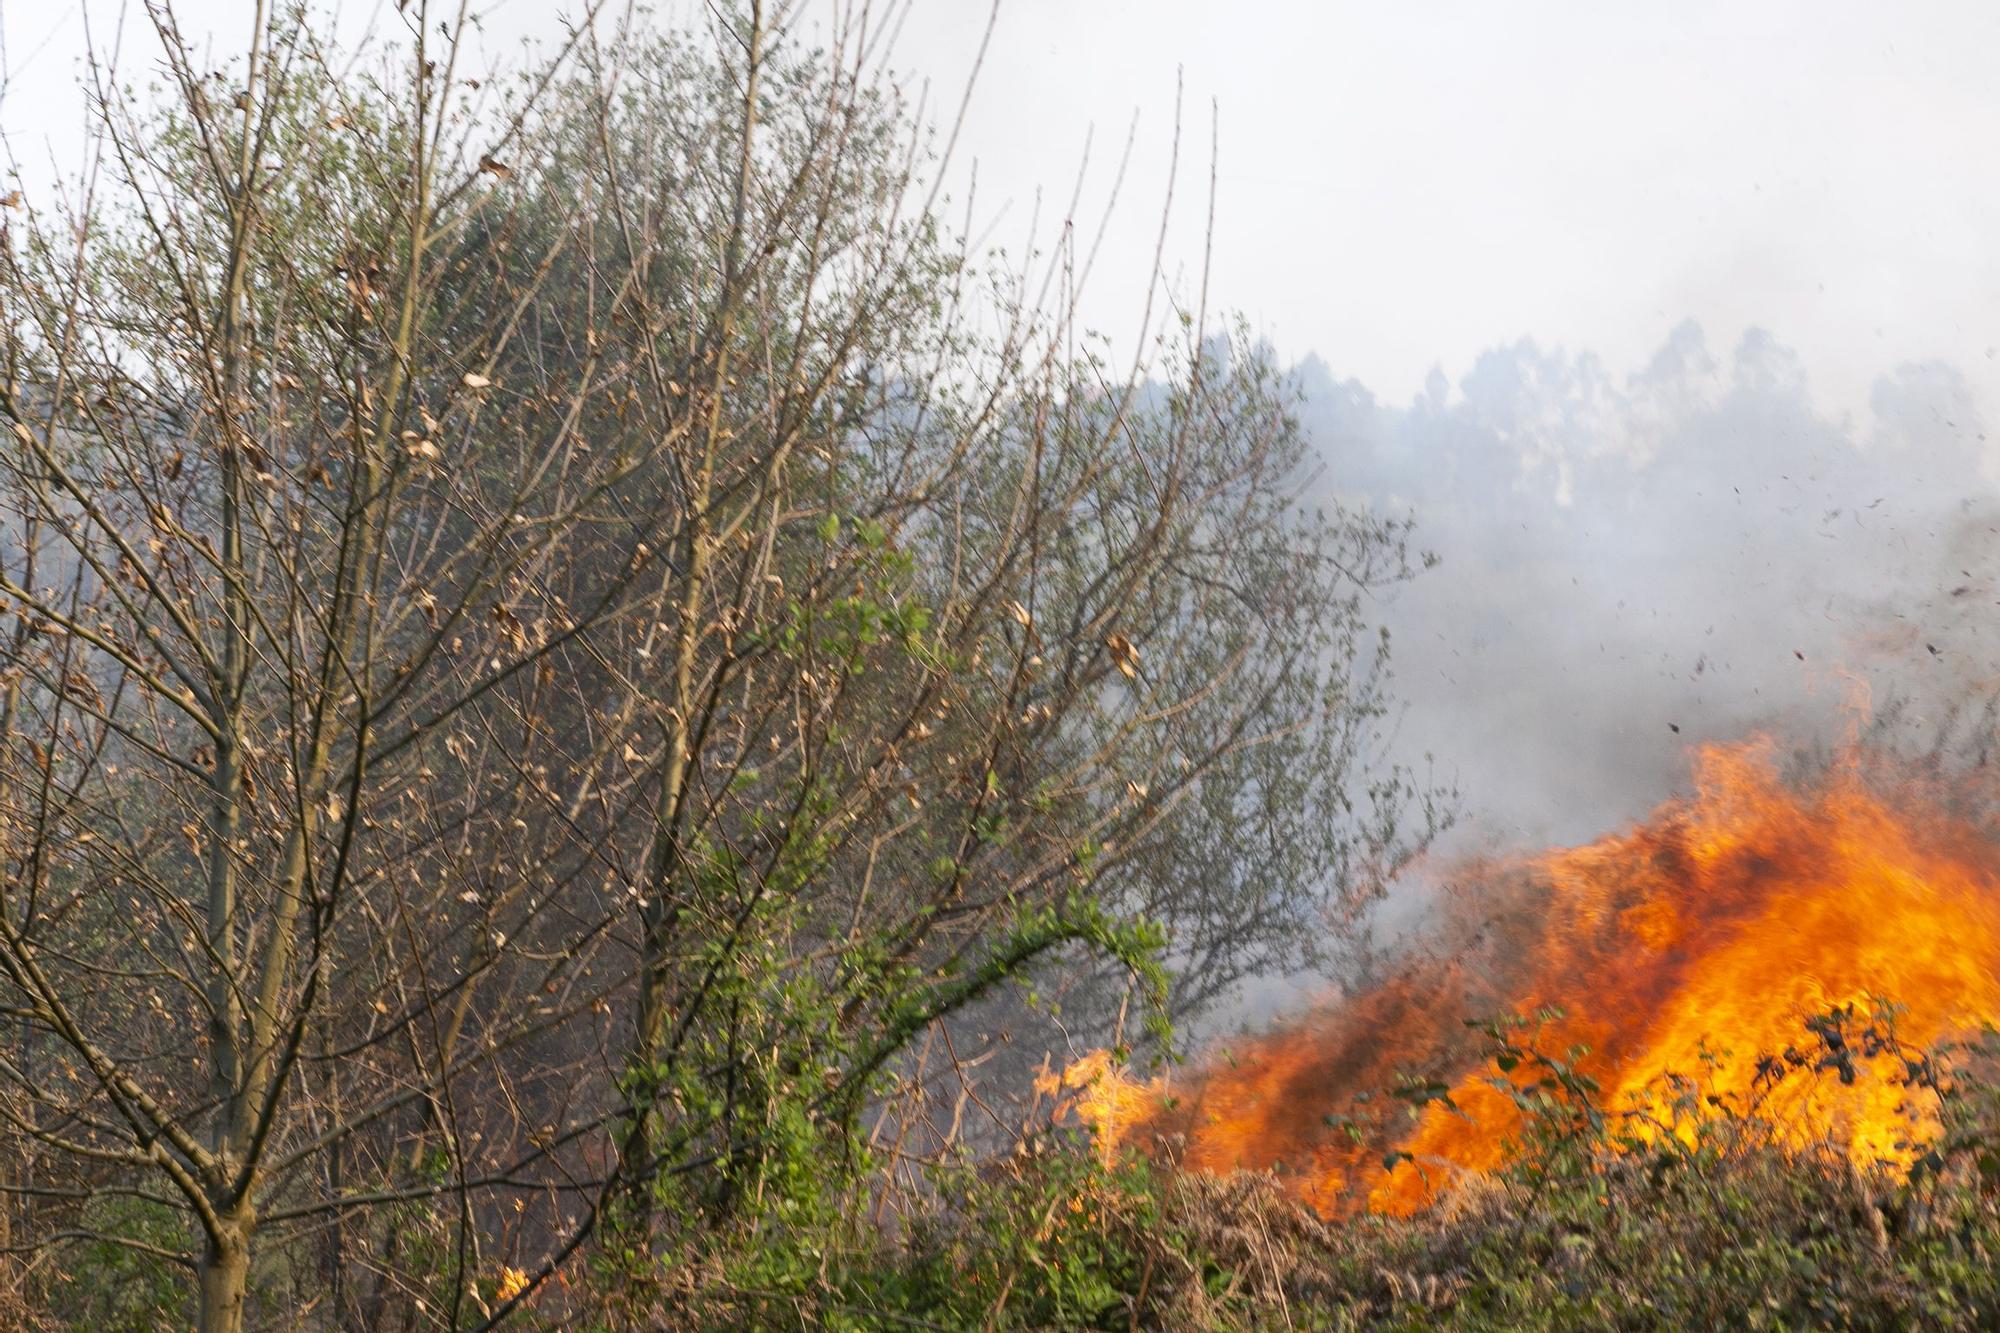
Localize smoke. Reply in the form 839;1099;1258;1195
1135;333;2000;1183
1295;319;1997;854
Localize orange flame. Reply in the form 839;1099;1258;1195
1035;1050;1156;1165
1058;737;2000;1215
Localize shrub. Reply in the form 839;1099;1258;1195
656;1008;2000;1330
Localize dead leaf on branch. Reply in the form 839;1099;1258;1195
1104;632;1140;679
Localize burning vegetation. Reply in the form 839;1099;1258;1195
1054;735;2000;1217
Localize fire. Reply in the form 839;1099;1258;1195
1058;737;2000;1216
1034;1050;1156;1165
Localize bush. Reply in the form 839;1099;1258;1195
643;1009;2000;1330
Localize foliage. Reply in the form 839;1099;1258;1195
0;2;1431;1327
662;1010;2000;1330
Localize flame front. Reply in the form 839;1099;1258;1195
1060;738;2000;1216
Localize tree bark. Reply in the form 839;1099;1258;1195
198;1206;255;1333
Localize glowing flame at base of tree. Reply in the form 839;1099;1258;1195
1056;737;2000;1216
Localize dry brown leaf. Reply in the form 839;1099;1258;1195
1104;632;1140;679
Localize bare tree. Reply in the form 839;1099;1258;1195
0;2;1434;1326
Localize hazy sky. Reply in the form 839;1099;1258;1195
897;1;2000;424
6;1;1997;424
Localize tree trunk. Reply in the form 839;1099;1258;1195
199;1209;254;1333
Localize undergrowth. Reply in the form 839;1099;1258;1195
631;1007;2000;1330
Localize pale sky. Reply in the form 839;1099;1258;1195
6;1;1999;421
890;1;2000;424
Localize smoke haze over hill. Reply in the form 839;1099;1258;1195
1296;319;1997;872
